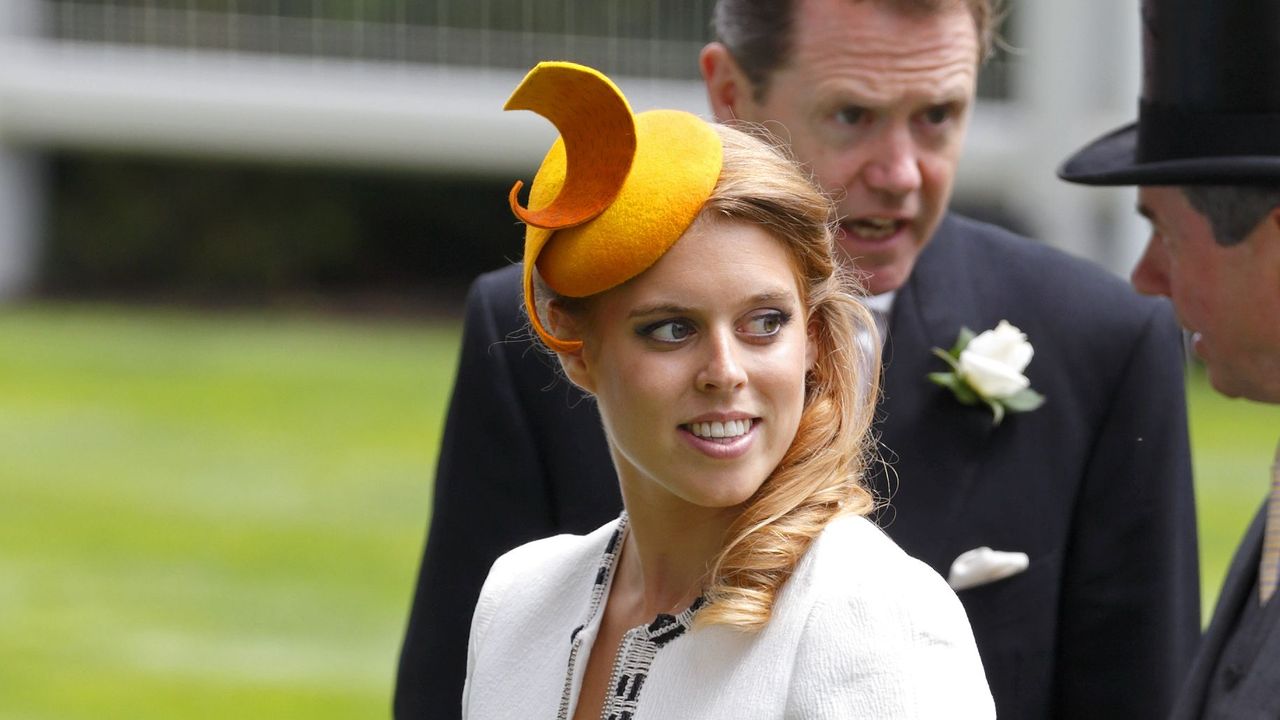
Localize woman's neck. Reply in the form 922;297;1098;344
614;486;739;619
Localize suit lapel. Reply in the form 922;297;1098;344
870;215;998;571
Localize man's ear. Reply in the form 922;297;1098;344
1257;208;1280;292
1265;206;1280;240
547;303;596;394
700;42;753;123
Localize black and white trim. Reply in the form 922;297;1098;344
557;514;705;719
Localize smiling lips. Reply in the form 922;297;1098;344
680;417;759;459
688;418;753;440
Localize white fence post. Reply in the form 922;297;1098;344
0;0;44;300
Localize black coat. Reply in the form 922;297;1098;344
1171;500;1280;719
395;214;1200;719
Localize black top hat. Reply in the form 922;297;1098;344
1060;0;1280;186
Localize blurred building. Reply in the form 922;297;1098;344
0;0;1146;300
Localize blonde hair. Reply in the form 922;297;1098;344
534;122;882;630
694;124;880;629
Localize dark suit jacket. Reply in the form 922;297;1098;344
1172;500;1280;719
395;214;1200;719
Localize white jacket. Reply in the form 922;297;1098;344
463;513;994;719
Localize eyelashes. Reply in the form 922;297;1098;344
641;319;694;343
742;310;792;337
636;310;794;345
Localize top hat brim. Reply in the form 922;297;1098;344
1059;121;1280;186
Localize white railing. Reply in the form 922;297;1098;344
0;0;1148;299
41;1;708;79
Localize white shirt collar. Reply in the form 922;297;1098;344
862;290;897;316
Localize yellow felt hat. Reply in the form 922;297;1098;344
505;61;723;352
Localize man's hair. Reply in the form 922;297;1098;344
1182;185;1280;247
712;0;1001;101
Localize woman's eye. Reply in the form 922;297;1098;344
742;311;789;337
646;320;694;343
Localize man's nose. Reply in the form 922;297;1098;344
696;332;748;393
1130;237;1171;296
861;126;922;197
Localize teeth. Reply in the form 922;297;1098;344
689;419;753;439
850;218;898;239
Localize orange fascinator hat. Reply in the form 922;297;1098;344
506;62;724;352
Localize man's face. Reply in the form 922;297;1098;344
1134;186;1280;402
722;0;979;295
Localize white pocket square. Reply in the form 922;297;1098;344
947;547;1030;591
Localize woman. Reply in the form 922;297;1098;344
462;62;993;719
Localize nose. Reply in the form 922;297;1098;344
861;125;922;198
696;331;748;393
1130;236;1171;296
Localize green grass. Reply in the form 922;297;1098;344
0;304;459;719
1187;367;1280;621
0;304;1275;717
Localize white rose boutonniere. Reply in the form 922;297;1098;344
929;320;1045;425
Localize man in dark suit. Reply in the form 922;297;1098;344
1061;1;1280;716
397;0;1200;717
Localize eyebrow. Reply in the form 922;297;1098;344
817;85;970;111
626;290;797;320
1136;203;1155;222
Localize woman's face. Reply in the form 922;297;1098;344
564;218;815;512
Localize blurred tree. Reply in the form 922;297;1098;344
44;152;519;309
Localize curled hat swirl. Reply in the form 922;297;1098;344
506;62;724;352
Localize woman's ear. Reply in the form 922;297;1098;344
558;345;595;394
547;302;596;394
